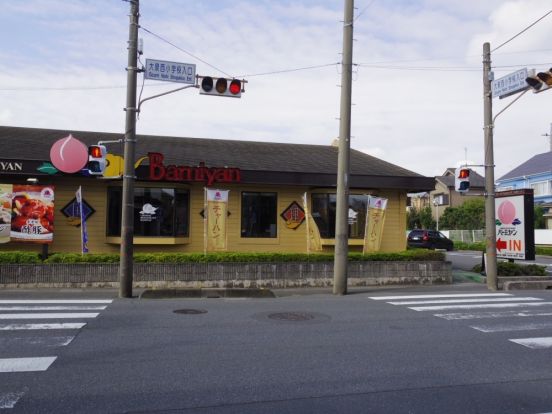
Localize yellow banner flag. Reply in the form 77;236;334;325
363;196;388;254
303;193;323;252
206;189;229;251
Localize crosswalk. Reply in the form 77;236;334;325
0;298;113;410
368;292;552;350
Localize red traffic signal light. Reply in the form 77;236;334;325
89;145;104;158
199;76;243;98
87;145;107;176
458;169;469;179
455;167;470;193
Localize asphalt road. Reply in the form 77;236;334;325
1;285;552;414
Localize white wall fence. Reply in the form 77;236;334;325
424;229;552;246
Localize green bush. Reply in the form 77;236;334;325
536;246;552;256
454;241;485;251
0;251;42;264
45;253;120;264
1;250;446;264
472;261;546;276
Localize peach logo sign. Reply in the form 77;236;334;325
49;134;88;174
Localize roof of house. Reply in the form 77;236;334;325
436;167;485;189
498;151;552;181
0;125;434;190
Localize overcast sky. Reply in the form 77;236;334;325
1;0;551;179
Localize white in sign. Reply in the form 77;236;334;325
145;59;196;84
495;194;525;259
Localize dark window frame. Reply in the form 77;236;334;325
240;191;277;238
107;186;190;237
311;193;368;239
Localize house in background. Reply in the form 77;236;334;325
408;168;485;223
430;168;485;222
496;151;552;228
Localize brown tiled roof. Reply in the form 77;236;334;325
0;125;434;190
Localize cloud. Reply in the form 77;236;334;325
1;0;552;181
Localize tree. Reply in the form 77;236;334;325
439;198;485;230
534;205;546;229
407;206;435;230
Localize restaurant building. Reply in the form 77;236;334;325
0;126;434;254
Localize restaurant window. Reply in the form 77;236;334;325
107;187;189;237
241;192;277;238
311;193;367;239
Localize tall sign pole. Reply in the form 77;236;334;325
119;0;139;298
333;0;354;295
483;42;498;290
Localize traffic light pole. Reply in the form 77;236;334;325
333;0;354;295
119;0;139;298
483;42;498;291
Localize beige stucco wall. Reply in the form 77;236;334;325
0;177;408;254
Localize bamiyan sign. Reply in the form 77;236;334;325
495;190;535;261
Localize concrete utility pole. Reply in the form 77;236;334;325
333;0;354;295
119;0;139;298
482;42;498;291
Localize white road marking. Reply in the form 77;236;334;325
0;305;107;311
387;297;541;305
435;310;552;320
0;313;99;319
0;335;75;347
0;391;25;409
470;321;552;333
409;302;552;312
0;300;112;304
509;337;552;349
369;293;512;300
0;323;86;330
0;357;56;373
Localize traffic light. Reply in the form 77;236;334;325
455;167;470;193
87;145;107;175
199;76;242;98
525;68;552;92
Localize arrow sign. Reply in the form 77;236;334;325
496;238;507;252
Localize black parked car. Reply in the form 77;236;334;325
407;229;454;251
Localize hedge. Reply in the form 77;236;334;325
0;250;445;264
472;261;546;276
0;251;42;264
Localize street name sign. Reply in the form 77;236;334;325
495;189;535;260
145;59;196;84
491;68;529;99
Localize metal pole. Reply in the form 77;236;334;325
333;0;354;295
483;42;498;291
119;0;139;298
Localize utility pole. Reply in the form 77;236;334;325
482;42;498;291
119;0;139;298
333;0;354;295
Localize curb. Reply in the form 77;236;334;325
139;288;276;299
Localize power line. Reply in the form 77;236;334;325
354;0;377;22
238;63;339;78
140;26;233;78
492;9;552;52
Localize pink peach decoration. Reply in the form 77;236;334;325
497;200;516;225
49;134;89;174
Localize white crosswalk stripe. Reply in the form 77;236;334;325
0;312;99;319
0;390;26;409
0;297;113;410
369;292;552;351
510;337;552;349
0;323;86;330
